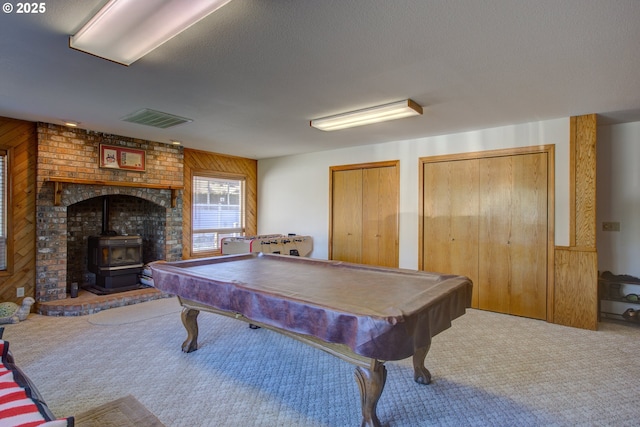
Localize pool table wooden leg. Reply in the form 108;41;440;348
355;359;387;427
412;344;432;385
181;307;199;353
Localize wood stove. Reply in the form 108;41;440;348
88;235;143;291
86;196;143;293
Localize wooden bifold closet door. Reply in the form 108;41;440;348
422;159;480;304
422;151;549;320
331;168;363;264
330;161;399;268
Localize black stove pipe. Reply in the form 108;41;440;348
102;196;116;236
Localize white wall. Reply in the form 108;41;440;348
258;118;570;270
597;121;640;277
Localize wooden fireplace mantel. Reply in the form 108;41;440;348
44;177;184;208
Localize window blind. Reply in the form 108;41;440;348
192;175;245;253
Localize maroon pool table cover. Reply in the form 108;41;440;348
150;253;472;361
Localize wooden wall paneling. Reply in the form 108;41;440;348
553;114;598;330
574;114;597;248
422;159;480;306
554;247;598;330
183;158;193;258
569;117;577;247
0;117;37;303
182;148;258;259
331;169;363;263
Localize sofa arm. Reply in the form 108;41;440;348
0;338;74;426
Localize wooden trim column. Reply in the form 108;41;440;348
573;115;598;247
553;114;598;330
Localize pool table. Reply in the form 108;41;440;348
150;253;471;427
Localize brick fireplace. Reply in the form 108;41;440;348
35;124;184;314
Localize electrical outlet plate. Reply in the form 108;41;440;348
602;221;620;232
16;287;24;297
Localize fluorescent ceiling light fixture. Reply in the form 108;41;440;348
310;99;423;131
70;0;234;66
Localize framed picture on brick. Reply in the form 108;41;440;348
99;144;146;171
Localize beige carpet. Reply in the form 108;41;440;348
75;395;165;427
87;297;181;325
3;298;640;426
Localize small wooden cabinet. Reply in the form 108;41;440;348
599;271;640;325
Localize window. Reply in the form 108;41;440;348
192;173;245;254
0;150;6;270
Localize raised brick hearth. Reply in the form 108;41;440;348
35;124;184;315
38;287;171;316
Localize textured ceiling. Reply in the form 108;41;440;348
1;0;639;159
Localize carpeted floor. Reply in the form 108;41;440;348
87;297;181;326
3;297;640;426
75;395;166;427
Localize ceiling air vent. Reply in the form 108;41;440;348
121;108;193;129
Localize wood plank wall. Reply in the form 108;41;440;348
553;114;598;330
0;117;37;304
182;148;258;258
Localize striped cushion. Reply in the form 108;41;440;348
0;340;73;427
